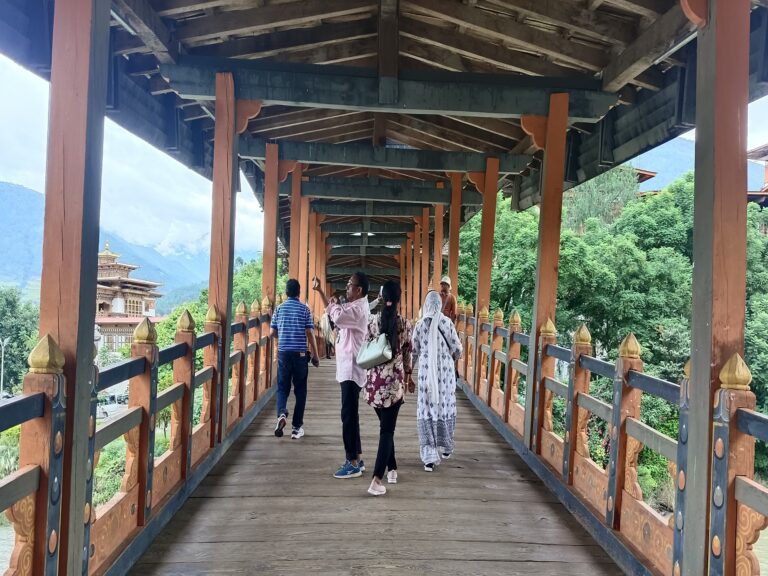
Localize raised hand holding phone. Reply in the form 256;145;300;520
312;277;321;291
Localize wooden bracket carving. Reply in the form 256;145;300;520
521;115;548;150
625;436;644;500
736;503;768;575
680;0;707;28
467;171;485;193
236;100;262;134
278;160;298;183
5;492;35;575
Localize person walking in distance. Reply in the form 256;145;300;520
313;273;370;478
364;280;414;496
270;279;320;440
439;276;458;322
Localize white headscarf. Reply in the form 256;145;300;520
421;290;444;408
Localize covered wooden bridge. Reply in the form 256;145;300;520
1;0;767;574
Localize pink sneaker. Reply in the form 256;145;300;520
367;481;386;496
387;470;398;484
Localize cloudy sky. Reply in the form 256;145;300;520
1;53;767;259
0;54;264;257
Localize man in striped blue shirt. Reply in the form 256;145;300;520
270;279;320;439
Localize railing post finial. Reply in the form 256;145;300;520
28;334;65;374
718;352;752;390
177;310;196;333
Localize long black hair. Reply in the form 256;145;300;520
379;280;401;353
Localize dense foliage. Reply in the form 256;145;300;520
458;170;768;507
0;287;39;395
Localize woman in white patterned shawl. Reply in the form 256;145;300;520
411;290;463;471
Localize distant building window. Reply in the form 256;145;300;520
126;299;143;315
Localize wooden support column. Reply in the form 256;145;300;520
413;220;422;315
298;197;310;301
209;72;240;443
399;245;406;313
448;172;462;291
172;311;196;479
288;164;303;279
521;93;569;448
37;0;111;570
316;226;327;317
432;202;444;288
421;207;430;297
263;143;280;307
405;234;413;319
308;211;318;311
468;156;500;315
686;1;751;574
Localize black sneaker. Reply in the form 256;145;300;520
424;463;435;472
274;414;286;437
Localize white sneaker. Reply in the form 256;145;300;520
291;427;304;439
367;482;386;496
387;470;398;484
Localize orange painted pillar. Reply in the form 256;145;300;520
308;211;318;312
288;164;303;279
316;226;327;318
449;172;462;292
432;203;444;288
421;207;430;298
263;144;279;307
521;93;569;449
685;0;752;573
413;220;422;316
298;198;310;301
405;234;413;319
37;0;111;570
399;246;406;313
208;73;241;442
473;157;500;315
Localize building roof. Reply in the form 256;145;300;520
748;143;768;162
95;316;166;326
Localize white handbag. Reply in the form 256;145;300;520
356;333;393;369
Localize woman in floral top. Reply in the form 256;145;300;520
364;280;413;496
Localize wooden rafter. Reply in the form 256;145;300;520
410;115;519;150
113;0;178;63
448;116;524;141
175;0;378;44
402;0;608;72
260;115;373;140
481;0;636;46
603;0;672;20
188;20;377;60
602;4;695;91
151;0;230;18
276;38;379;66
249;109;360;133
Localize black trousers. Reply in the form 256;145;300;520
373;401;402;480
340;380;362;461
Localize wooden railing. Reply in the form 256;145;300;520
2;299;277;576
454;307;749;576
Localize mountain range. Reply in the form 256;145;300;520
0;181;256;313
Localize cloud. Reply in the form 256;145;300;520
0;54;264;257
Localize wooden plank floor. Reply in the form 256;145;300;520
133;363;623;575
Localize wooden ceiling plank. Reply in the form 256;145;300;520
176;0;378;44
249;109;360;133
402;0;607;71
602;4;695;91
602;0;671;20
379;0;400;103
448;115;525;141
387;122;467;151
151;0;229;18
481;0;636;46
265;116;373;140
275;38;378;65
113;0;178;63
410;114;518;150
189;20;377;60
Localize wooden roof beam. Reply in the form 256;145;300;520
405;114;518;150
328;266;400;275
241;137;532;173
312;201;430;217
249;109;360;134
175;0;378;44
112;0;178;64
151;0;229;17
603;0;671;20
387;118;479;151
379;0;400;104
402;0;607;71
277;38;379;66
258;113;373;140
322;221;416;233
481;0;637;46
188;20;377;59
286;178;483;205
447;116;524;142
399;19;591;78
161;58;619;121
602;4;696;91
330;246;401;256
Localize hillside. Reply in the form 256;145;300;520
1;182;257;312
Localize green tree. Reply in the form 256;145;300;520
0;287;39;395
563;164;640;231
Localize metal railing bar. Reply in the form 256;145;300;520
625;418;678;463
156;383;185;412
230;350;243;365
230;322;245;335
512;332;529;346
158;342;188;366
0;465;40;513
0;393;46;433
246;342;258;355
511;359;527;376
578;355;615;379
98;357;146;392
195;332;215;350
545;344;571;362
627;370;680;405
194;366;215;389
94;407;143;452
576;392;613;423
494;350;507;364
736;409;768;443
736;477;768;519
543;376;568;398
